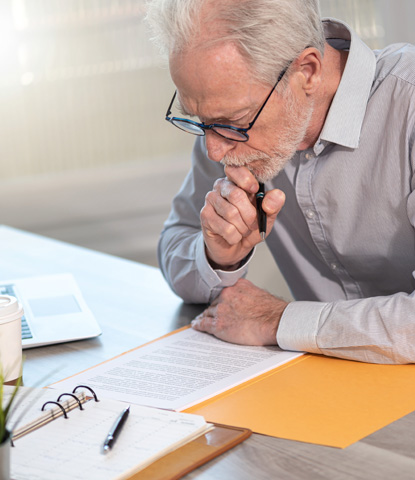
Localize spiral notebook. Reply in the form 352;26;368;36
4;385;250;480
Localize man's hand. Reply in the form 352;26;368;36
200;166;285;269
191;278;288;345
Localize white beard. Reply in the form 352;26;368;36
221;87;314;183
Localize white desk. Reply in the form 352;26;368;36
1;225;414;480
0;225;202;386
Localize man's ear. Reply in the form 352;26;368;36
292;47;322;95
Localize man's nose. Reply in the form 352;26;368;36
204;131;237;162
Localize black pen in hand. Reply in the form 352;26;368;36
256;182;267;241
102;405;130;453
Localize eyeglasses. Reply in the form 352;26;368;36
165;67;288;142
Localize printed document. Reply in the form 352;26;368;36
54;328;303;410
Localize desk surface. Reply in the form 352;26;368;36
1;225;414;480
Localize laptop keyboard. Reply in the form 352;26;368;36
0;284;33;340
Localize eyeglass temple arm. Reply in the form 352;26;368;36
246;66;289;129
166;90;177;117
166;60;292;125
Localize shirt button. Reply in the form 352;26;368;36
305;153;311;160
306;209;315;219
330;263;338;271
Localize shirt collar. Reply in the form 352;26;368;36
316;18;376;151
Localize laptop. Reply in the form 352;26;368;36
0;273;101;349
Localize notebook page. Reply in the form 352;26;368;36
11;398;209;480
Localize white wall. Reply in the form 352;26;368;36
1;0;414;180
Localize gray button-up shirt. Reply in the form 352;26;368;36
158;19;415;364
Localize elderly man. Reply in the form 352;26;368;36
146;0;415;364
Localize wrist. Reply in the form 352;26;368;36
205;245;252;271
208;258;243;271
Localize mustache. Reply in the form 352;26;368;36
221;151;273;167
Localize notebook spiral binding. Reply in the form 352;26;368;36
57;393;84;410
73;385;100;403
41;401;70;419
41;385;99;418
11;386;100;447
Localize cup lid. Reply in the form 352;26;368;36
0;295;24;323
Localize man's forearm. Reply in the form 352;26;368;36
278;293;415;364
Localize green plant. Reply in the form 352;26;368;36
0;365;23;444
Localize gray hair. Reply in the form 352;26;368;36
145;0;325;85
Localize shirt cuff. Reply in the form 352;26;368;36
195;234;254;288
277;301;329;354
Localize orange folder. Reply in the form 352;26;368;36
184;354;415;448
53;326;415;449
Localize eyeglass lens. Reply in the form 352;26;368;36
172;119;205;136
172;119;248;141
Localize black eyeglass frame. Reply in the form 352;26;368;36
165;66;289;142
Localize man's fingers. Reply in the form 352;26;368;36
201;203;243;245
191;279;285;346
262;189;286;216
201;186;285;246
191;306;217;334
205;190;251;237
220;169;286;225
199;173;286;266
224;165;258;193
260;190;286;240
212;178;257;229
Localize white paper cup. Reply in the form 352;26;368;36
0;295;23;384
